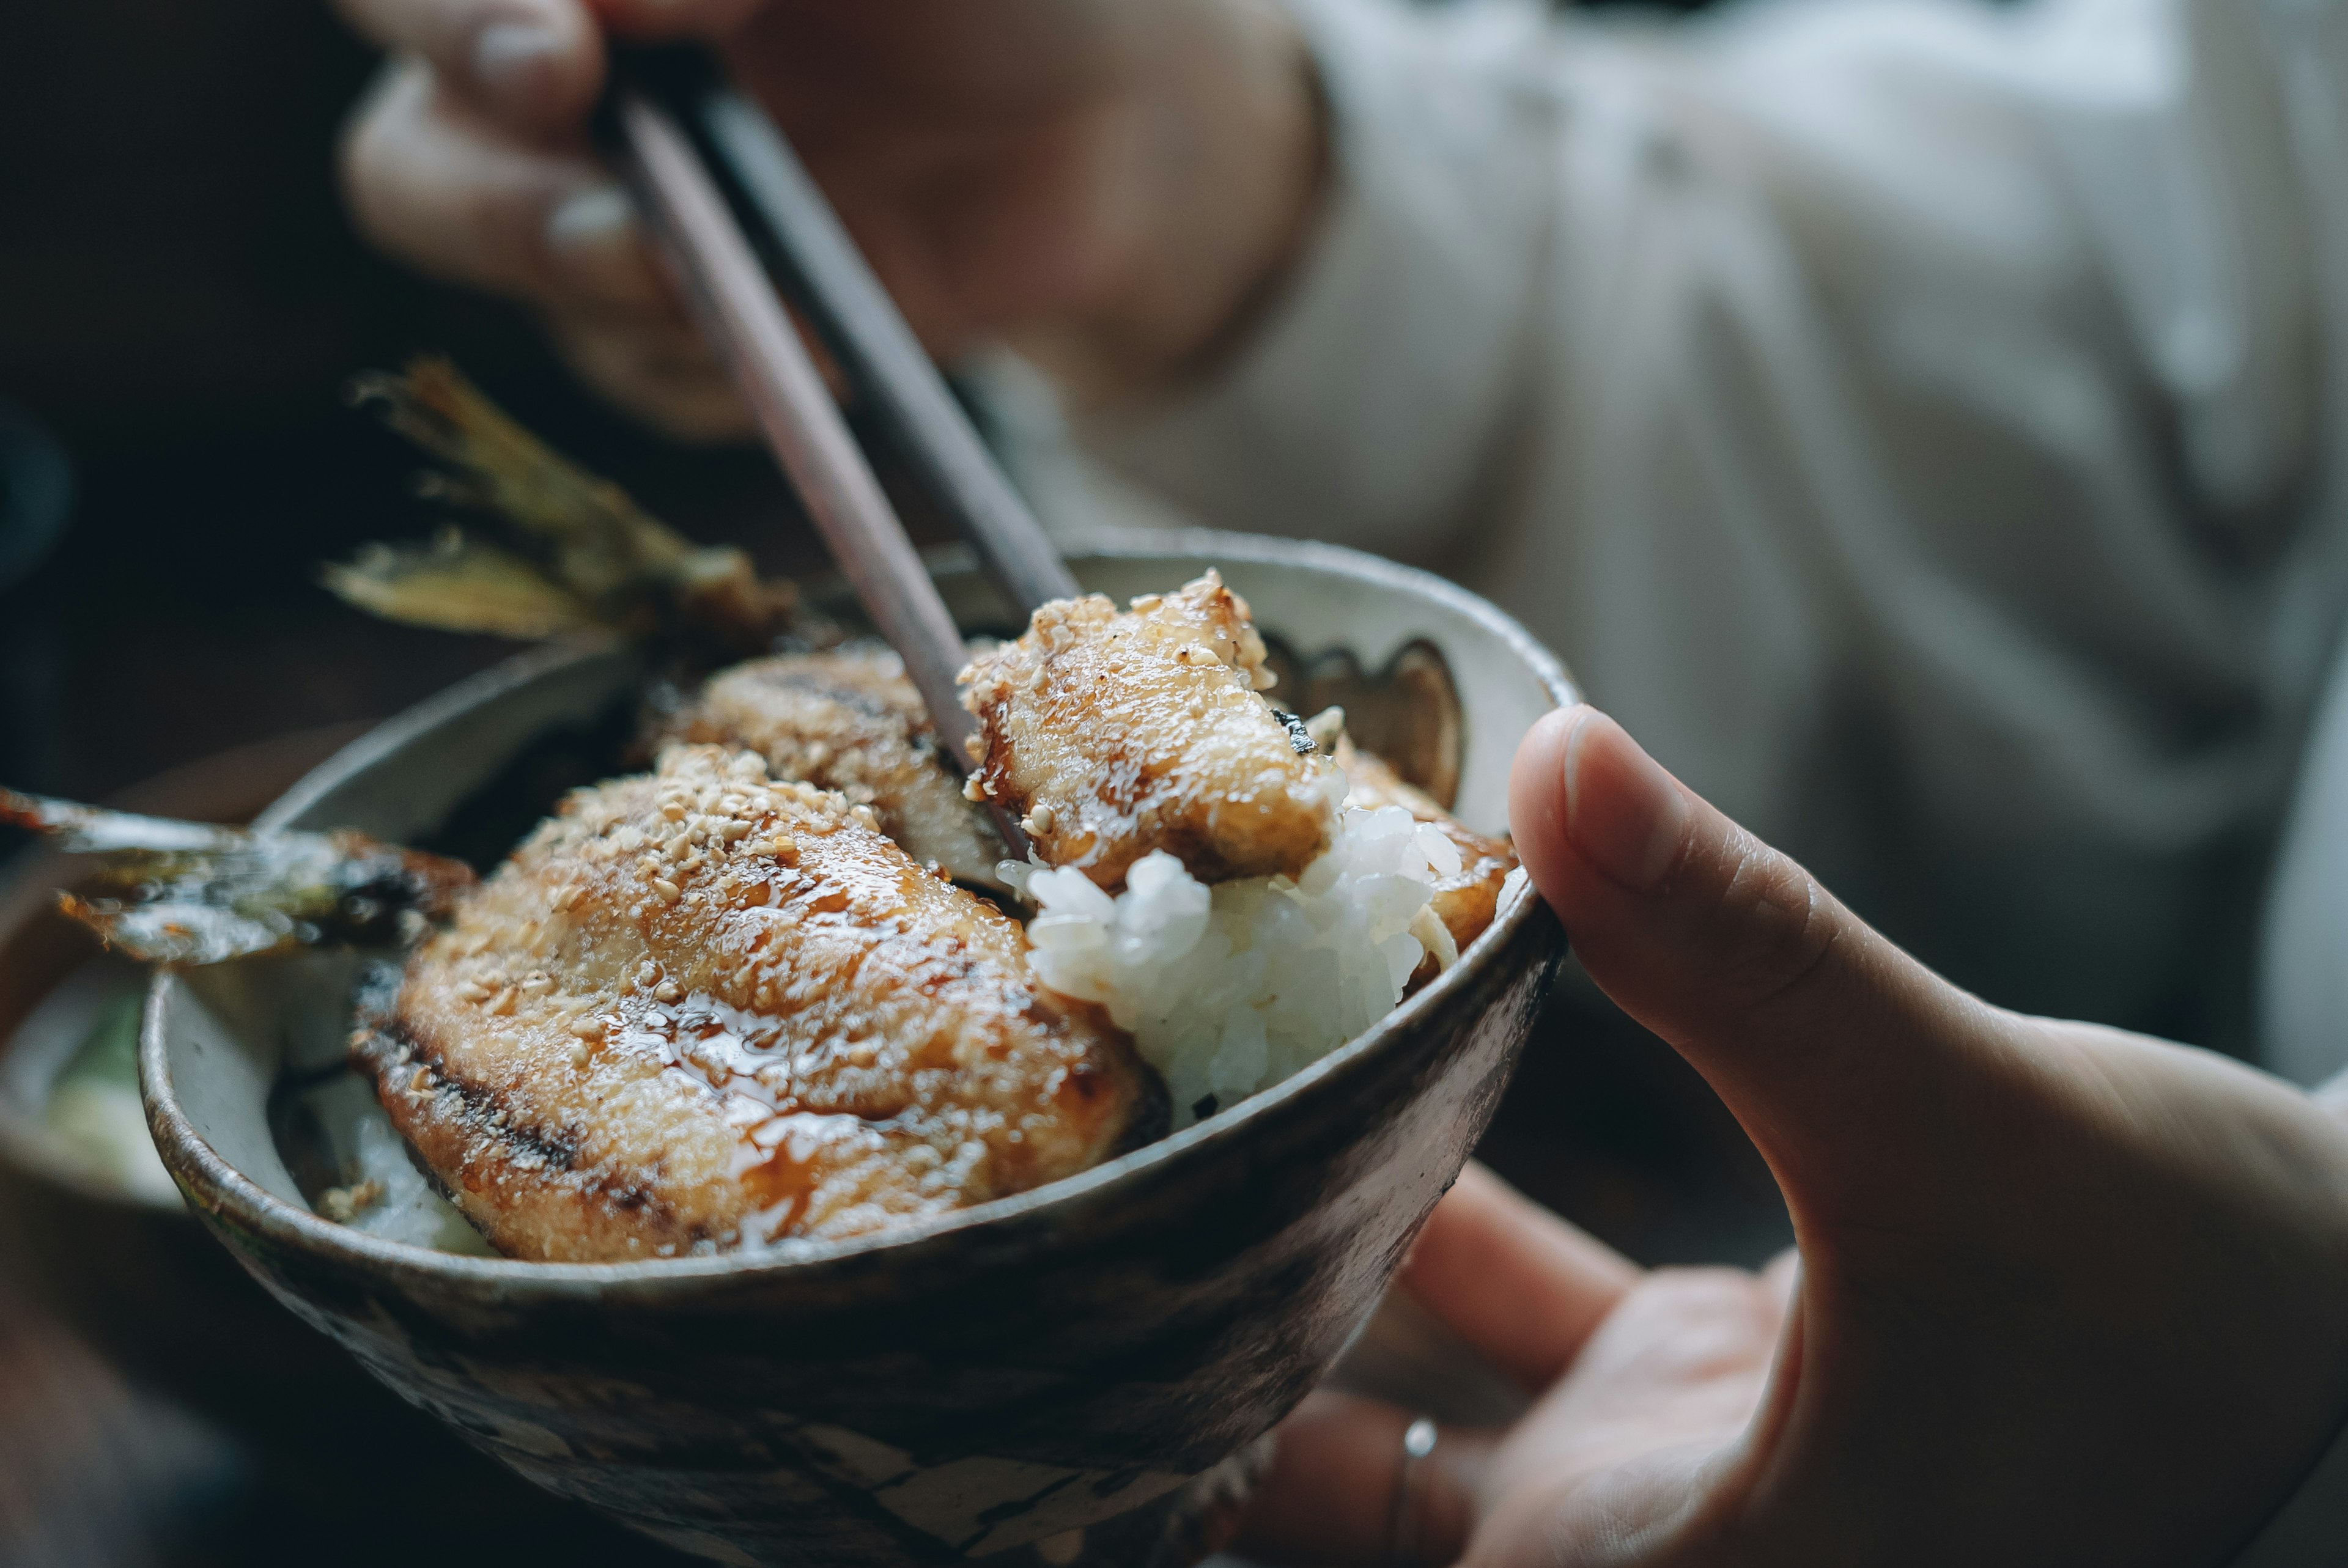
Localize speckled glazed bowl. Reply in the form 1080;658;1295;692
142;531;1574;1566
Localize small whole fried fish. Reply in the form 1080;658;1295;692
0;790;474;966
659;647;1003;887
961;572;1339;889
325;359;798;656
358;746;1161;1261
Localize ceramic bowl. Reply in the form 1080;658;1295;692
142;531;1575;1566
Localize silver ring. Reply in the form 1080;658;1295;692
1388;1416;1438;1566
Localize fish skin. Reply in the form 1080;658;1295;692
960;572;1337;891
660;647;1003;886
358;745;1159;1262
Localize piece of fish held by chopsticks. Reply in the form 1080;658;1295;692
0;790;476;966
356;745;1162;1261
322;357;799;655
657;646;1004;887
959;571;1342;890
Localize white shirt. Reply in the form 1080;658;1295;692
1025;0;2348;1555
1068;0;2348;1048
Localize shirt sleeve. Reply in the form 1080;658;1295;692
1089;0;2328;548
1076;0;1561;561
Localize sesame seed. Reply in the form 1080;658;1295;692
651;878;682;904
488;987;517;1017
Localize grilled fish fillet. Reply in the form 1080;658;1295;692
660;647;1002;885
356;745;1160;1261
960;572;1338;889
1336;737;1518;958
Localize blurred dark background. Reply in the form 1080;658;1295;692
0;2;1771;1564
0;1;826;803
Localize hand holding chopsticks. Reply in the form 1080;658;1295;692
596;47;1064;860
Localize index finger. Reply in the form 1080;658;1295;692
1399;1163;1640;1391
334;0;607;136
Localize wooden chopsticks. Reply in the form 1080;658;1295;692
604;45;1079;618
599;54;1036;859
692;86;1083;617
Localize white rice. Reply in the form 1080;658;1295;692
1005;804;1478;1128
304;1072;497;1254
344;1108;498;1254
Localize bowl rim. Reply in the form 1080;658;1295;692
141;526;1575;1299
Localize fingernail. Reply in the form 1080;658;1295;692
1562;708;1689;890
547;186;652;301
473;20;564;103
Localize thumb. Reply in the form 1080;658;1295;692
1508;705;2026;1210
